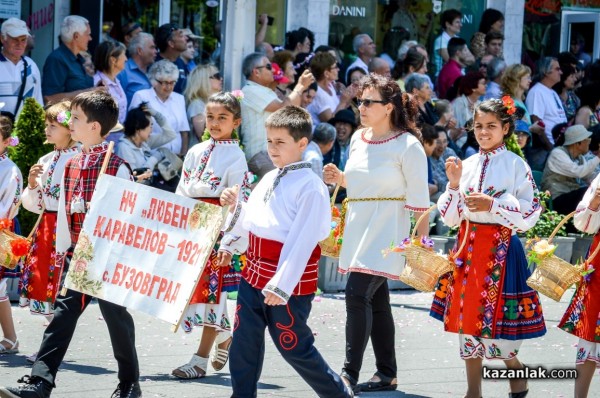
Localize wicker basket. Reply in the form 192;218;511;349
319;185;345;258
399;205;468;292
526;211;582;302
0;229;27;270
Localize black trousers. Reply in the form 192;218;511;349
31;253;139;386
229;279;350;398
343;272;396;382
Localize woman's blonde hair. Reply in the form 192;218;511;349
184;64;218;104
501;64;531;99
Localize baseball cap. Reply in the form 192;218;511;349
182;28;202;40
1;18;30;38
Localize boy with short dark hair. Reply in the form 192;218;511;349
0;91;141;398
220;106;352;398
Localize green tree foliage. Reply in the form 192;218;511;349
8;97;52;235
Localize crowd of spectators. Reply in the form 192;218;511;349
4;7;600;221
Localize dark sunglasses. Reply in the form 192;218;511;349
210;72;222;80
357;99;388;107
479;63;488;68
256;63;272;71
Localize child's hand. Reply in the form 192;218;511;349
28;164;44;188
215;250;233;267
264;291;285;306
220;185;239;213
465;192;493;212
323;163;343;185
445;157;462;188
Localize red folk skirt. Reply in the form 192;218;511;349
19;211;60;312
430;221;546;340
559;233;600;343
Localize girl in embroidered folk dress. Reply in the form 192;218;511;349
430;98;545;398
20;102;79;318
0;116;23;355
172;92;251;379
558;178;600;398
323;74;430;393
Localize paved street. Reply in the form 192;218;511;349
0;287;597;397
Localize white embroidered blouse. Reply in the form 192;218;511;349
0;152;22;219
22;147;80;214
176;138;252;255
223;161;331;303
574;173;600;233
437;144;542;233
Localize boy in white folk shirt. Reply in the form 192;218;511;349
220;106;353;398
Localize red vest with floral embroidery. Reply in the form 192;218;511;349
63;153;129;244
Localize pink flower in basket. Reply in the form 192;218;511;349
74;259;88;273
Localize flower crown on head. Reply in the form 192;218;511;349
56;110;71;127
230;90;244;102
501;96;516;115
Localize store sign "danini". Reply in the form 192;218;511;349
331;5;367;17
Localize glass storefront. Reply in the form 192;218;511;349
102;0;160;42
257;0;286;47
328;0;485;78
170;0;220;62
523;0;600;64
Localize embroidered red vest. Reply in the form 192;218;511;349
243;232;320;296
63;154;129;244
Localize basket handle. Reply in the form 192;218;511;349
548;211;576;244
410;204;437;240
410;204;469;258
330;184;340;208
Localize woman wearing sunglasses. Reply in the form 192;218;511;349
184;64;223;148
129;59;190;158
323;74;430;394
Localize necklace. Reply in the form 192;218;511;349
361;129;403;144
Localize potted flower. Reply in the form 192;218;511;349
520;191;575;262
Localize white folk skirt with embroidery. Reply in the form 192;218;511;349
181;292;231;333
459;334;523;360
576;339;600;367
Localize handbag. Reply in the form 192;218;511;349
156;147;183;181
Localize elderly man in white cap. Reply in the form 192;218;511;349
0;18;43;120
542;124;600;216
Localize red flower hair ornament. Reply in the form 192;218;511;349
501;95;516;115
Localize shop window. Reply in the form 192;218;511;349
333;0;483;79
255;0;286;47
102;0;160;42
170;0;220;62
